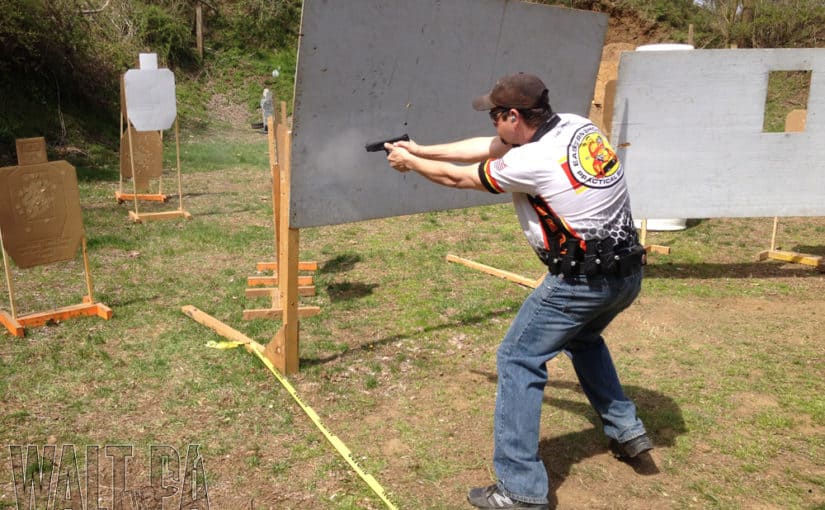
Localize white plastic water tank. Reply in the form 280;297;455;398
632;43;694;231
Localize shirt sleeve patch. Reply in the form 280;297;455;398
478;159;506;194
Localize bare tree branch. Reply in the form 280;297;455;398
81;0;110;15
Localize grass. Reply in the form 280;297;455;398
0;129;824;509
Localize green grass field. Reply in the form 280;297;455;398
1;132;823;509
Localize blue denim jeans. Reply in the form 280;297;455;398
493;269;646;504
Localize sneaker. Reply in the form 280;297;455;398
611;434;653;458
467;484;549;509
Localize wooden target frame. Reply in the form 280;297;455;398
243;102;320;326
0;139;112;337
118;68;191;223
757;109;824;271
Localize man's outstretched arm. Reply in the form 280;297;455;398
385;144;486;191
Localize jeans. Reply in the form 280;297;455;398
493;269;646;504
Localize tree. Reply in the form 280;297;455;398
699;0;825;48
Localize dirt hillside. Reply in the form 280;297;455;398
589;8;670;129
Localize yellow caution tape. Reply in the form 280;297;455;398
208;340;399;509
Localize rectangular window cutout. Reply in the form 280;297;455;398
763;70;811;132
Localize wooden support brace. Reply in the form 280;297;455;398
182;305;259;351
247;275;314;287
116;191;169;203
245;286;316;298
129;210;192;223
242;306;321;321
256;261;318;272
446;254;542;289
757;214;823;271
3;302;112;337
0;310;24;337
757;249;825;271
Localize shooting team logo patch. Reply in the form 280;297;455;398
565;124;622;189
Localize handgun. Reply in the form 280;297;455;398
365;133;410;154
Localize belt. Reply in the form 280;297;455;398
547;242;645;278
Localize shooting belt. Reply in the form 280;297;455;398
527;194;645;278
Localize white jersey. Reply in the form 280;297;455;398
478;113;638;263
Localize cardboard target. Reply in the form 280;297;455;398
0;161;84;268
119;127;163;192
15;137;48;166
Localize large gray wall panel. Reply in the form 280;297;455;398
289;0;607;228
612;48;825;219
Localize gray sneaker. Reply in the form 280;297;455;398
467;484;549;509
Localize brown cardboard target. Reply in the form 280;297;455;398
0;161;84;268
15;137;48;166
119;127;163;192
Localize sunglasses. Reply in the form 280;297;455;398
489;107;509;124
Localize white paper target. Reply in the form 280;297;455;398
124;68;177;132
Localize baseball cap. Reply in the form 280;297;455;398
472;73;549;111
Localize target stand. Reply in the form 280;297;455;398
756;110;823;271
118;54;191;223
243;103;320;326
1;138;112;337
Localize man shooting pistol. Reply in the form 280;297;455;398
365;134;410;154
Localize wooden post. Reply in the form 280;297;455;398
279;100;288;127
243;101;319;323
266;113;286;308
639;219;648;246
769;217;779;251
81;235;95;302
174;118;185;212
263;123;301;374
196;3;204;60
688;24;694;47
1;233;17;319
127;121;142;217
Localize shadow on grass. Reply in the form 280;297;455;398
644;260;824;279
300;307;518;368
326;282;378;302
471;371;684;508
319;254;362;274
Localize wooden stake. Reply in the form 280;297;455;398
770;216;779;251
0;229;18;319
81;234;95;302
158;130;165;196
264;123;300;374
266;116;285;308
127;120;141;217
639;218;648;246
279;100;288;127
174;118;185;212
119;89;125;196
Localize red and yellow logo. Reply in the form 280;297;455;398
564;124;622;189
